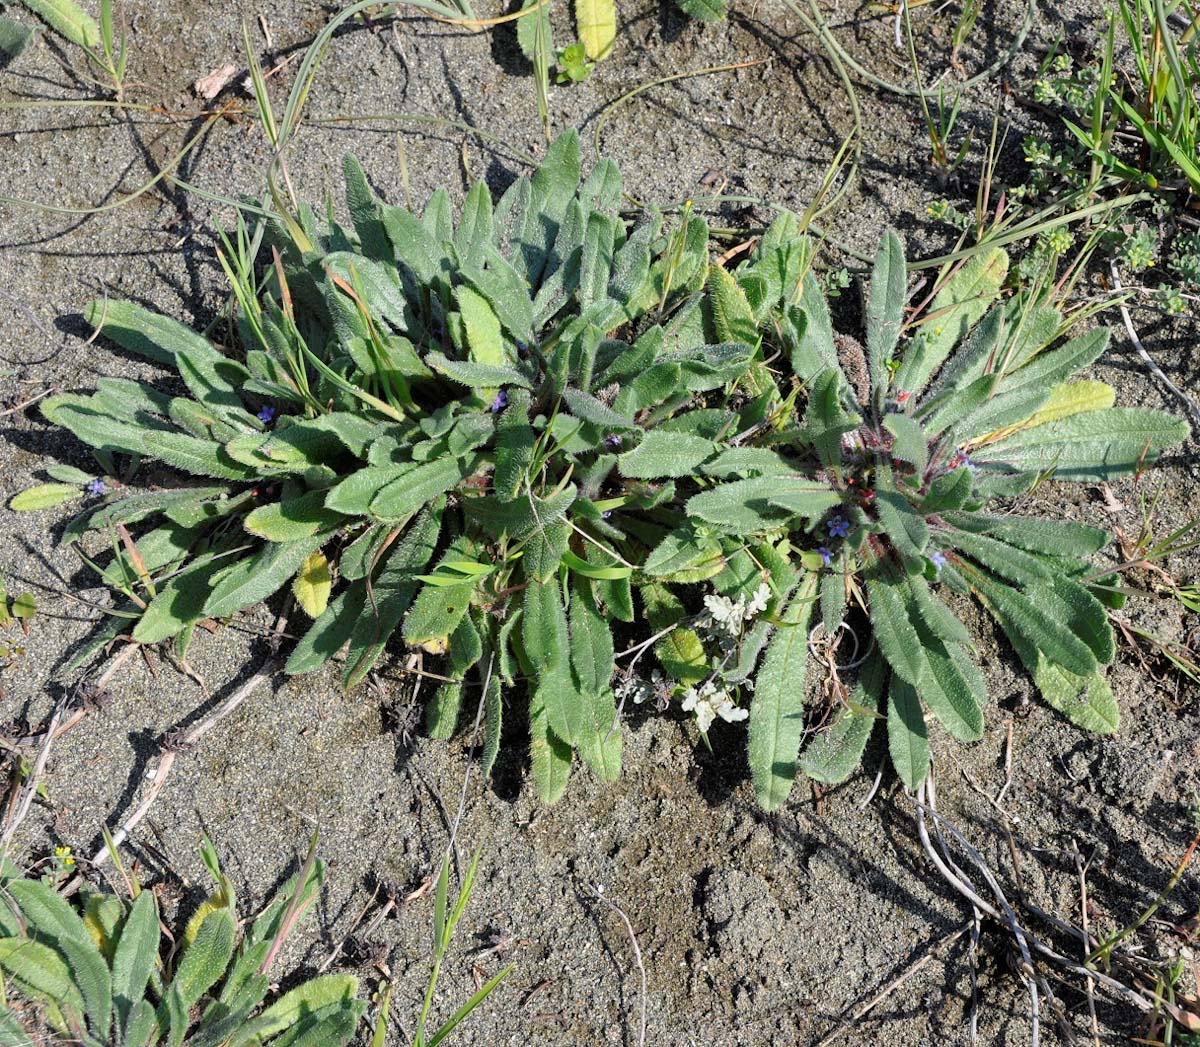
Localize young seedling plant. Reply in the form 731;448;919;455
13;132;1189;809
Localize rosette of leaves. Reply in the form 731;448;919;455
687;228;1188;806
30;131;732;799
23;132;1188;808
0;842;364;1045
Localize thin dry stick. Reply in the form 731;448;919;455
1075;847;1101;1047
815;921;972;1047
913;781;1156;1015
926;774;1041;1045
1109;261;1200;431
0;642;141;755
0;696;67;851
443;652;495;879
89;654;281;869
590;887;648;1047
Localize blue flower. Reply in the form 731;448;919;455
602;510;613;519
950;451;978;473
827;515;850;539
604;434;623;450
257;405;276;424
930;550;948;570
818;546;833;566
86;478;106;496
490;389;509;414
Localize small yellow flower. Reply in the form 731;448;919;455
54;845;75;869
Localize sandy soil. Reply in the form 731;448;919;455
1;0;1198;1043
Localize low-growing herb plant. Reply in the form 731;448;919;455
0;838;365;1044
0;839;508;1045
15;133;1188;808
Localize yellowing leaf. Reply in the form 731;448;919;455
1021;380;1115;428
183;890;231;947
575;0;615;61
969;381;1116;448
292;551;332;619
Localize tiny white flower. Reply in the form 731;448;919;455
714;695;748;724
747;582;771;619
681;680;747;732
681;687;716;732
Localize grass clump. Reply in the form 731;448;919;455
13;133;1189;808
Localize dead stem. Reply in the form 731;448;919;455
589;885;648;1047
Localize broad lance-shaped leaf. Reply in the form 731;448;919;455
576;0;615;57
478;641;504;777
990;598;1119;732
6;879;112;1041
883;413;927;473
875;465;928;562
800;653;884;784
888;675;930;789
910;620;985;742
1029;573;1114;665
9;484;80;511
342;154;390;260
866;568;926;687
687;476;840;535
786;279;840;385
240;975;360;1041
369;454;480;521
84;300;250;421
963;565;1097;678
41;394;254;481
865;230;906;411
0;937;84;1015
286;581;366;675
111;890;160;1033
454;181;494;270
701;446;795;477
902;572;969;645
403;538;477;654
529;685;573;804
748;573;818;810
801;367;859;469
292;550;332;619
619;430;714;478
1001;327;1109;391
920;467;973;514
642;522;724;578
204;534;328;621
708;266;758;346
895;247;1007;396
163;908;236;1040
944;513;1109;558
523;578;585;744
571;585;621;781
937;529;1052;588
456;285;506;369
343;503;443;689
972;407;1189;481
245;490;346;541
132;549;239;644
493;387;535;501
